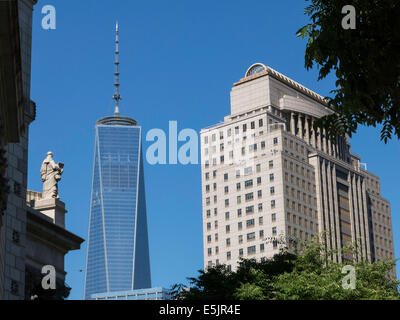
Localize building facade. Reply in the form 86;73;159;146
83;23;151;300
25;190;84;300
91;287;171;301
83;116;151;299
200;63;395;271
0;0;37;300
1;0;84;300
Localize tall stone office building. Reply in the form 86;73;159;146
200;63;395;271
0;0;37;299
1;0;84;300
84;23;151;300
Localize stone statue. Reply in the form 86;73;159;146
40;151;64;199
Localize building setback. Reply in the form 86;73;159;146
200;63;395;272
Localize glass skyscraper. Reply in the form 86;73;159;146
83;23;151;300
83;116;151;300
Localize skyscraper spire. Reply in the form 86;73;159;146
112;21;121;116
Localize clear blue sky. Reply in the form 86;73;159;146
28;0;399;299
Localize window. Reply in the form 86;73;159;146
244;167;252;175
269;160;274;169
226;238;231;246
270;173;274;182
205;172;210;180
212;134;216;142
247;232;256;241
270;187;275;195
208;248;212;256
258;203;263;211
207;235;211;242
251;121;255;129
245;180;253;188
238;222;243;230
260;243;265;251
261;141;266;149
224;173;228;181
271;213;276;222
226;225;230;233
259;230;264;238
238;235;243;244
246;219;255;227
239;249;244;256
245;193;254;201
227;251;231;259
236;183;241;190
243;124;247;132
257;177;262;185
256;164;261;172
237;209;242;217
224;186;229;193
247;246;256;254
225;212;230;220
271;200;276;208
236;170;241;178
259;217;264;225
237;196;241;204
206;210;211;217
204;136;209;144
246;206;254;214
272;227;277;235
258;190;262;198
259;119;263;127
273;137;278;145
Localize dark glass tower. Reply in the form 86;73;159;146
83;23;151;300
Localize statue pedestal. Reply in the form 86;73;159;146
33;198;67;229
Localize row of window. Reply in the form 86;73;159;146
206;215;266;232
373;223;392;237
287;212;317;231
284;171;314;191
206;188;277;207
203;138;278;168
207;229;270;248
204;160;274;181
205;175;276;194
208;241;279;262
207;254;274;270
287;226;315;240
203;119;266;145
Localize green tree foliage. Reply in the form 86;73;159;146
297;0;400;142
171;237;399;300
